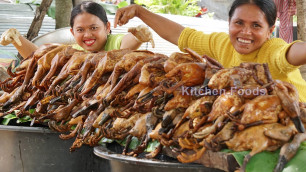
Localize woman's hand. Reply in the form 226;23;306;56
114;4;184;45
0;28;22;46
114;4;140;28
128;25;155;48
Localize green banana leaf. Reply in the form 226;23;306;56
1;109;33;125
224;141;306;172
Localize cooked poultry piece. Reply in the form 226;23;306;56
274;132;306;172
207;122;236;151
207;91;244;122
164;52;202;73
105;55;167;103
60;115;85;140
48;119;70;132
16;44;61;71
0;87;18;104
239;62;273;86
184;48;224;69
125;112;159;156
35;95;56;115
163;62;207;93
273;80;305;133
116;86;154;118
23;89;44;110
231;95;282;129
40;46;80;90
41;99;79;122
172;95;216;134
81;110;100;139
0;44;61;94
2;57;37;110
4;101;27;117
125;83;147;100
11;44;60;72
71;52;106;93
80;49;132;95
139;57;167;88
226;123;296;172
128;112;159;157
32;45;68;88
149;122;162;140
0;74;24;93
148;111;185;147
92;105;116;128
208;68;253;90
47;52;92;95
128;24;155;48
32;43;62;60
164;90;193;111
193;115;226;139
110;112;145;140
160;108;184;132
5;60;25;79
182;96;216;120
103;50;155;92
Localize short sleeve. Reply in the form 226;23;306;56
104;34;124;51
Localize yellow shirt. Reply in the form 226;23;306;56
178;27;306;102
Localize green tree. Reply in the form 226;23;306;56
135;0;200;16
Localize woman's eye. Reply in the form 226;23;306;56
253;24;261;28
76;28;83;32
91;27;98;30
235;21;243;25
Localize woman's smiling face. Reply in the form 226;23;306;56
70;12;110;52
229;4;275;54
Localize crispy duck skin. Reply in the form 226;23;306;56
273;80;305;133
80;49;132;96
72;52;106;93
2;43;306;171
207;91;244;122
40;46;79;90
163;52;199;73
236;95;282;126
47;52;91;94
226;123;296;172
105;56;167;103
2;56;37;110
104;50;155;92
32;45;67;88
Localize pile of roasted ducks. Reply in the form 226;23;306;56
0;43;306;172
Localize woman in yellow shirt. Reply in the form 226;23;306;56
114;0;306;102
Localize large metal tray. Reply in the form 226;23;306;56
32;27;75;46
94;143;224;172
0;125;110;172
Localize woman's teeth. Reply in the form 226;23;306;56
84;40;95;46
238;38;252;44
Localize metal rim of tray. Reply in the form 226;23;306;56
32;27;75;46
0;125;56;133
94;145;207;169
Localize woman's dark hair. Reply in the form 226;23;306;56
228;0;277;28
70;1;108;28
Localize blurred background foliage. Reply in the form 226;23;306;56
134;0;200;16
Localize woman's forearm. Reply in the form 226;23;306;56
286;42;306;66
135;6;184;45
13;35;38;59
115;4;184;45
